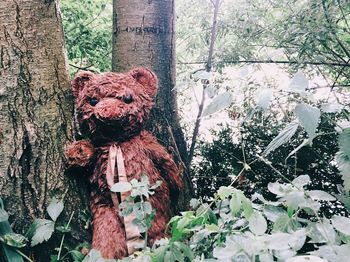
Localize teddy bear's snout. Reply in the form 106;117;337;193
94;98;126;121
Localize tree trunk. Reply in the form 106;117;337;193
112;0;192;209
0;0;89;260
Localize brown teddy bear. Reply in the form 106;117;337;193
64;68;182;259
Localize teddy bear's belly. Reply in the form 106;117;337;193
89;148;171;248
90;147;170;215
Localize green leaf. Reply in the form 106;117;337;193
273;214;300;233
289;71;308;93
295;103;320;138
189;198;200;209
263;205;287;222
132;217;150;233
286;139;311;161
292;175;311;188
307;190;336;201
110;182;132;193
30;219;55;246
0;198;24;262
218;186;234;199
263;121;299;156
229;192;241;216
256;88;273;110
0;209;9;224
56;225;71;233
205;224;220;232
321;103;343;113
173;241;194;261
47;198;64;222
307;220;336;244
248;211;267;235
286;255;327;262
241;196;253;219
69;250;85;262
82;249;105;262
339;128;350;158
332;216;350;236
202;92;233;117
119;201;133;217
192;70;211;81
1;233;27;248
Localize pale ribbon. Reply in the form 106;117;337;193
106;144;143;255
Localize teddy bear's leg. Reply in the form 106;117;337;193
91;202;127;259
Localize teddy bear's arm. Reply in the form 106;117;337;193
64;139;95;168
142;133;183;193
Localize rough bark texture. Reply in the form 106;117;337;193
0;0;89;260
112;0;192;210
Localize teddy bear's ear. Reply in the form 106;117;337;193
129;67;158;97
71;71;95;98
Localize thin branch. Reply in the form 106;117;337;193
69;63;97;72
188;0;221;166
178;59;350;67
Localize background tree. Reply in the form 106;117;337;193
112;0;192;207
0;0;89;260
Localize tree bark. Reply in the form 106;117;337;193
0;0;89;260
112;0;192;209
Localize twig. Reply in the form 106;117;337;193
178;59;350;67
188;0;221;166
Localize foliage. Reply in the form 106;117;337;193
0;198;24;262
0;197;84;262
112;175;162;243
84;174;350;261
60;0;112;74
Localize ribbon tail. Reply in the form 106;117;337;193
115;146;143;254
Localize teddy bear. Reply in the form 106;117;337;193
64;67;183;259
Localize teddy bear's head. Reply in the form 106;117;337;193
71;67;158;142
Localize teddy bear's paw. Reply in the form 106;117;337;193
64;140;95;167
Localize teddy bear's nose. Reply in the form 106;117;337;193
94;98;124;121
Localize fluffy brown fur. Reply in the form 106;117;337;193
65;68;182;259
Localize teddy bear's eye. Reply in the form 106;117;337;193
89;98;98;106
123;94;133;104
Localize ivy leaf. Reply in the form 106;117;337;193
295;103;320;138
248;211;267;235
30;219;55;246
263;121;299;156
47;198;64;222
331;216;350;235
110;182;132;193
202;92;233;117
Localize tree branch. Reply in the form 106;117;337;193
178;59;350;67
188;0;221;166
